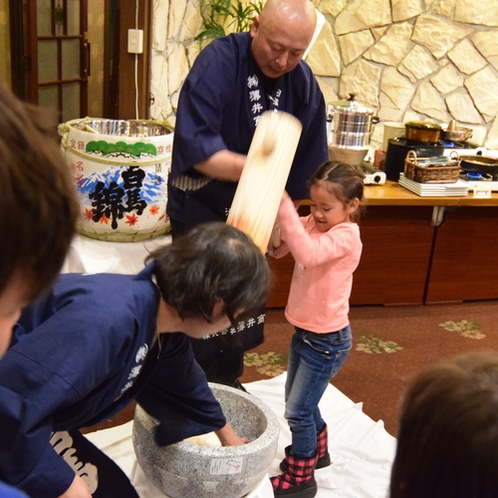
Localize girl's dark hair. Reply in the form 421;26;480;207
0;84;78;301
309;161;365;222
148;222;271;325
390;351;498;498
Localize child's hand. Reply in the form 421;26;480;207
268;225;290;259
270;226;281;249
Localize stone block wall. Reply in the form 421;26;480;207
150;0;498;149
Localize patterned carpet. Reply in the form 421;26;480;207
241;301;498;437
84;300;498;437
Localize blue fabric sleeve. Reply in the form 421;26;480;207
0;481;30;498
286;66;328;200
136;333;226;445
0;271;157;496
171;39;238;175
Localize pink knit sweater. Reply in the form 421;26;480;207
270;196;363;333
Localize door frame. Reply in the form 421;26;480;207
9;0;27;100
9;0;89;121
9;0;151;120
104;0;151;120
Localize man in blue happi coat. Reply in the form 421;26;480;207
167;0;329;388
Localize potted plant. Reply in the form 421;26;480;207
197;0;264;40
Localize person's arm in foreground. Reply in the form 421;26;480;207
58;475;91;498
137;333;247;446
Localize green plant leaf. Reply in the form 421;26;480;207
196;23;226;41
199;0;264;41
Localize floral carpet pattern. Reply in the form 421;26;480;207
243;352;287;377
355;334;404;354
242;302;498;437
87;303;498;437
243;319;488;373
438;320;485;340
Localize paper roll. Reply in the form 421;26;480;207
227;111;302;253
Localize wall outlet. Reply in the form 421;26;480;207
128;29;143;54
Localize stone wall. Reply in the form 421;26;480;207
150;0;498;149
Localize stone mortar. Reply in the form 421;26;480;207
133;382;280;498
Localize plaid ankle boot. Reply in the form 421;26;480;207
315;423;331;468
271;446;318;497
280;424;331;472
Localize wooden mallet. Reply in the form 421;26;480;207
227;111;302;253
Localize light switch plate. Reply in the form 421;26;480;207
128;29;143;54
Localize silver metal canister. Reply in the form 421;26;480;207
328;94;377;149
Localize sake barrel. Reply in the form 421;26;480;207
59;118;173;242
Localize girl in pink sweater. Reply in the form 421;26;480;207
269;161;364;498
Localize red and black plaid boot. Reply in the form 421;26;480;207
315;423;331;469
280;424;331;472
271;446;318;497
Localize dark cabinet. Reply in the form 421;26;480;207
426;206;498;303
267;206;435;307
350;206;434;305
267;200;498;308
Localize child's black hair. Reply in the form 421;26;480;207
309;161;365;222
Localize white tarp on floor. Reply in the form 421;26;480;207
86;373;396;498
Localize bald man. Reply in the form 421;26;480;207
167;0;328;392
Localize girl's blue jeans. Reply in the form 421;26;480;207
284;325;352;458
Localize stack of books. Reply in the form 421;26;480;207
398;174;469;196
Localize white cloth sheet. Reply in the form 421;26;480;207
62;233;172;275
66;235;396;496
86;374;396;498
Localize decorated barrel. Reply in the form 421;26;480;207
58;118;173;242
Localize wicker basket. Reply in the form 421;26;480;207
404;150;460;184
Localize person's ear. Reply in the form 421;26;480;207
347;198;360;214
250;15;260;38
213;299;226;318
